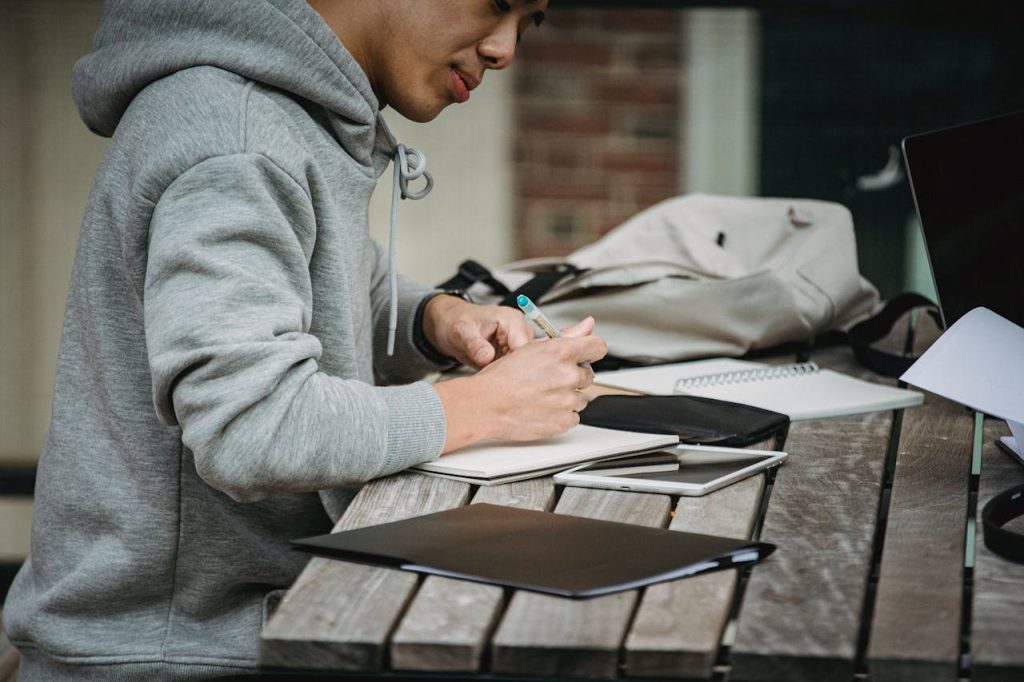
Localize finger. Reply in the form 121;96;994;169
504;314;535;349
575;366;594;390
490;318;527;358
562;333;607;366
448;320;494;367
465;335;496;367
560;316;596;338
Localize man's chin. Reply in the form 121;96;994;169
400;107;446;124
387;97;448;124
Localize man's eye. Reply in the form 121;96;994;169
494;0;511;12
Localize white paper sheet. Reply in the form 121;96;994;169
901;307;1024;425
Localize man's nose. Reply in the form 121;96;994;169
479;20;518;70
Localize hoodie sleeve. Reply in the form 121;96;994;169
144;153;446;503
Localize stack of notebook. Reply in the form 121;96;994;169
412;425;679;485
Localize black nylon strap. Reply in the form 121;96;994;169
436;260;584;309
499;263;583;308
982;483;1024;564
437;259;512;296
846;292;941;377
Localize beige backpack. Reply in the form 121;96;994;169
445;193;883;366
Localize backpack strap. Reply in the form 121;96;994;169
438;260;585;308
498;263;584;308
846;292;941;377
437;259;512;296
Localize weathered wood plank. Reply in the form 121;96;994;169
866;390;972;681
492;487;672;678
389;576;504;673
625;473;765;679
260;473;470;671
731;407;891;682
972;419;1024;682
471;475;558;511
389;478;555;672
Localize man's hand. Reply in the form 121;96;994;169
433;316;607;453
422;294;534;369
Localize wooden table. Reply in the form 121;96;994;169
259;316;1023;681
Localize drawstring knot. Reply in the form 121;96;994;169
395;144;433;199
387;144;433;355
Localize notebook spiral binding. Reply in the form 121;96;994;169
675;361;820;391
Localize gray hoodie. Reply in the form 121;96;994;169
4;1;451;679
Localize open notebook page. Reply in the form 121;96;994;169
596;358;922;421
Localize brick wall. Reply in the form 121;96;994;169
513;8;683;258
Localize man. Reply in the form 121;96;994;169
4;1;603;679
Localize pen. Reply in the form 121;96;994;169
516;294;592;371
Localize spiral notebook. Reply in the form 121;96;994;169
595;358;923;421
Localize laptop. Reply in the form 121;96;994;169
901;110;1024;329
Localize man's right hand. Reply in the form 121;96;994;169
432;317;607;453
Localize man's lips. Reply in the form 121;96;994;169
457;69;481;91
451;69;480;103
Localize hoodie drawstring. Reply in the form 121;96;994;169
387;143;433;355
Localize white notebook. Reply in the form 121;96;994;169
413;425;679;486
595;358;923;421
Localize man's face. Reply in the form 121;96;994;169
372;0;547;122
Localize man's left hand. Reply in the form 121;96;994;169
422;294;534;369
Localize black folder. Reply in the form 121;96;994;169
580;394;790;448
292;503;775;599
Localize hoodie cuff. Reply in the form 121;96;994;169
377;381;447;473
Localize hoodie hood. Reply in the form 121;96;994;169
73;0;381;156
74;0;434;360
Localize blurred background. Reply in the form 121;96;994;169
2;0;1023;596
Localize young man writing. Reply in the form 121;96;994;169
4;1;603;679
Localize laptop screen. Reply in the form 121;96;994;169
902;110;1024;329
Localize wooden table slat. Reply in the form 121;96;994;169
866;391;972;681
260;473;470;670
389;576;505;673
971;419;1024;682
625;473;765;679
491;487;671;679
470;476;558;510
389;478;555;672
731;401;891;682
